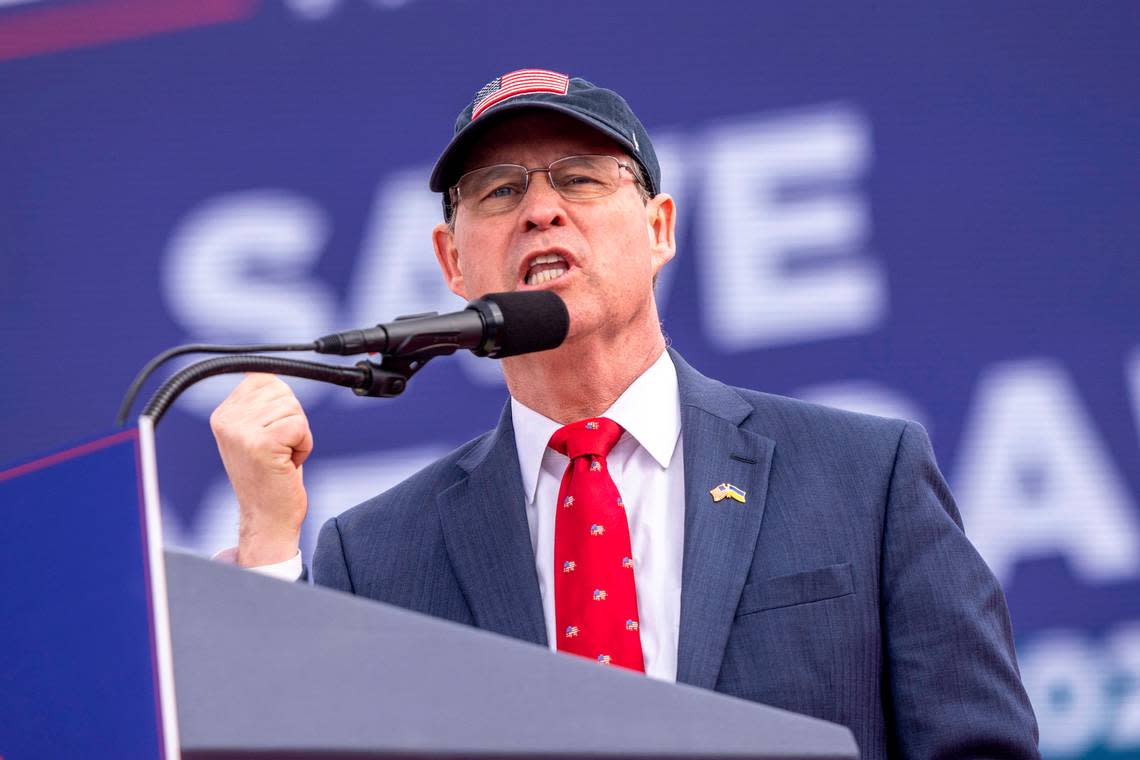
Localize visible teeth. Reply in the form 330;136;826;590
525;252;570;285
528;265;568;285
531;253;566;265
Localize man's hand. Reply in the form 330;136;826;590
209;373;313;567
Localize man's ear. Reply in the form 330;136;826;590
432;222;469;299
645;193;677;276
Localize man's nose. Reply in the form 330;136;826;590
519;170;565;230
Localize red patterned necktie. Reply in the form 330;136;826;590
549;417;644;672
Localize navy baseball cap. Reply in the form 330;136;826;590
430;69;661;217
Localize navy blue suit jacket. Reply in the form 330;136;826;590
314;350;1039;758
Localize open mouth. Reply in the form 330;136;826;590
523;252;571;286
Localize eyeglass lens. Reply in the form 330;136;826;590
455;155;626;215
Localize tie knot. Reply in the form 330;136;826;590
548;417;624;460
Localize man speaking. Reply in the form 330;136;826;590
209;69;1040;758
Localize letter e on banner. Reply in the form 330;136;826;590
700;106;885;350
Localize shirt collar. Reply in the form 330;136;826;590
511;349;682;504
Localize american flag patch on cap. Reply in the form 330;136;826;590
471;69;570;120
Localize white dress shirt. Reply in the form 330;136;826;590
510;350;684;682
229;351;685;681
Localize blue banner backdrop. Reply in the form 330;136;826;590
2;2;1138;755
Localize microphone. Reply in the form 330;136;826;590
314;291;569;359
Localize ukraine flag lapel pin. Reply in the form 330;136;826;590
710;482;747;504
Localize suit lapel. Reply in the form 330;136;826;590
436;404;547;647
432;352;775;676
671;351;775;689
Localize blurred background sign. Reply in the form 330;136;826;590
2;1;1138;755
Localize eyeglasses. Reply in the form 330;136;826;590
449;154;642;216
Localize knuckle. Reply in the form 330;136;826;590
210;412;230;437
267;375;293;393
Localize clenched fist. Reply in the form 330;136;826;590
209;373;313;567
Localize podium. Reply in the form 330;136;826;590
1;427;858;760
169;551;857;758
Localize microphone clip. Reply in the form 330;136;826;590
352;354;434;398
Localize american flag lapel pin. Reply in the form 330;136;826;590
710;482;747;504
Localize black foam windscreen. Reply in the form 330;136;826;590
479;291;570;358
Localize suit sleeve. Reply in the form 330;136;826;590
313;516;356;594
882;421;1040;759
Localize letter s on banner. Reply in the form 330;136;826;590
160;190;337;416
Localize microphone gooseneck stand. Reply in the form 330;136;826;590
124;291;570;426
115;342;319;426
139;353;434;427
